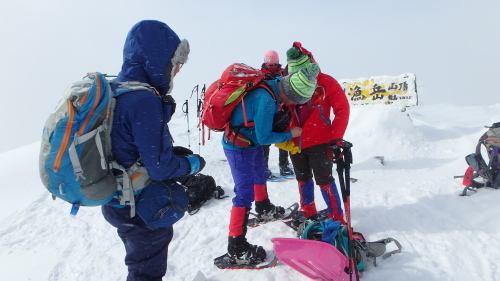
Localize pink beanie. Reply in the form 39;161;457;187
264;50;279;64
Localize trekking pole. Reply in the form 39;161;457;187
196;84;205;154
327;139;359;281
182;99;190;148
190;85;198;101
190;85;200;154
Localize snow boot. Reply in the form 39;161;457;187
227;235;266;265
288;203;319;230
267;169;276;180
255;198;286;221
279;166;294;176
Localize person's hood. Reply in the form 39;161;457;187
117;20;189;95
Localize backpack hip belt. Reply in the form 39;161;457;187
112;162;151;217
223;126;253;148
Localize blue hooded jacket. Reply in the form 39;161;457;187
111;20;191;181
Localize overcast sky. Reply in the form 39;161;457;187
1;0;499;152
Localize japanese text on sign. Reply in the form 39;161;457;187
340;73;418;106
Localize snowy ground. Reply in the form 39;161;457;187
1;103;500;281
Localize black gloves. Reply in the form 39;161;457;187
172;146;194;156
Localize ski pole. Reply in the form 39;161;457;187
190;85;200;153
182;99;190;148
190;85;198;99
197;84;205;154
327;139;358;281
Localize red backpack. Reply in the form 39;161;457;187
200;63;273;147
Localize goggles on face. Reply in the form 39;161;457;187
266;63;281;67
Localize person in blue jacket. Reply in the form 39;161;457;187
101;20;205;281
217;63;320;266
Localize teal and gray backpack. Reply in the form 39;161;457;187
298;219;402;271
39;72;154;215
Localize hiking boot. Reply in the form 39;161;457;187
228;235;266;265
279;166;294;176
255;198;286;221
267;169;276;180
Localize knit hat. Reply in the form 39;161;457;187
286;47;311;73
281;63;320;104
264;50;280;64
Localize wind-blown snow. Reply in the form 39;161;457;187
1;103;500;281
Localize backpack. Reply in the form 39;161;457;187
39;72;155;215
180;173;227;215
200;63;274;147
298;219;402;271
460;122;500;195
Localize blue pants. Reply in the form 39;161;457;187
224;147;268;208
102;205;173;281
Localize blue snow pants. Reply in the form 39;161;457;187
102;205;173;281
224;146;268;208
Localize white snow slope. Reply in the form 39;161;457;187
1;103;500;281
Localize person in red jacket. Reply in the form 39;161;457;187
278;42;350;224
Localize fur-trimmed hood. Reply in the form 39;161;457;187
117;20;189;95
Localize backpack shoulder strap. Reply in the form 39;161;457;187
239;81;277;126
223;80;279;148
256;81;278;101
113;81;157;97
365;237;399;258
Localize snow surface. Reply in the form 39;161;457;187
1;103;500;281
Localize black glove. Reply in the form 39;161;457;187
272;106;291;133
173;146;193;156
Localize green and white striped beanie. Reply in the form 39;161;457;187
287;47;311;73
281;63;320;104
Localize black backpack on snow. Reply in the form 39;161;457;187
181;173;227;215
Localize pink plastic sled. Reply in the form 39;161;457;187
272;238;351;281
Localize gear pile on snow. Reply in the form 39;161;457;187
273;139;403;281
459;122;500;195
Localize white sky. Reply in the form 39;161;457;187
1;0;499;152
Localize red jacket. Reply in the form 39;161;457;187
289;72;350;149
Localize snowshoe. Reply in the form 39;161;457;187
248;202;299;227
213;252;279;269
267;174;294;182
317;208;329;221
285;208;330;231
284;210;309;231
